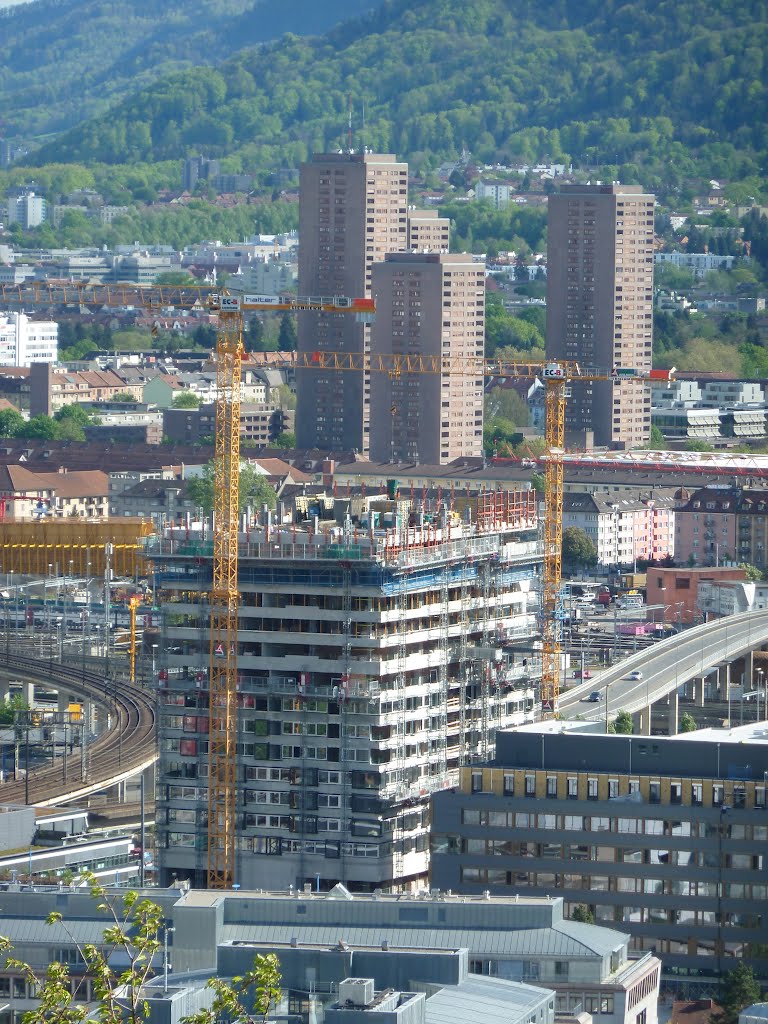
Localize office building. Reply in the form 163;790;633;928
430;721;768;994
0;313;57;367
369;252;484;465
0;884;657;1024
296;152;409;453
546;184;655;449
149;489;541;891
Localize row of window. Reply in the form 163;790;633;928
473;771;766;808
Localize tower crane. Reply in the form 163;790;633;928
2;280;672;876
0;282;373;889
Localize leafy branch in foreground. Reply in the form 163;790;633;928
1;871;163;1024
0;871;282;1024
181;953;281;1024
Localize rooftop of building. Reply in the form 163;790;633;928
487;721;768;776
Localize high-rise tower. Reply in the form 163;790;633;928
546;184;655;448
296;153;408;453
370;252;485;465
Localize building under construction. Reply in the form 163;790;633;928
149;488;542;891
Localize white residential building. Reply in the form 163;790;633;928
654;252;735;277
0;312;58;367
6;191;47;228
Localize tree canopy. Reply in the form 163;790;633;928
186;461;277;514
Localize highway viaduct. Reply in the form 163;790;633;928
560;608;768;732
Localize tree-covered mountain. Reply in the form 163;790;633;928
23;0;767;194
0;0;383;139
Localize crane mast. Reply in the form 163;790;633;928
207;309;242;889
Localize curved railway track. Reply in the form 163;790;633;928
0;655;156;807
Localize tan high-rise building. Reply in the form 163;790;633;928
370;252;485;465
407;208;450;252
296;152;408;453
546;184;655;448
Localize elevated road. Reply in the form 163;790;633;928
560;608;768;723
0;655;156;806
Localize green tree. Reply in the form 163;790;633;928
739;563;765;582
0;408;25;437
18;415;58;440
648;425;666;449
0;694;29;726
684;439;714;452
614;710;634;734
530;472;545;495
154;271;196;286
562;527;597;568
172;391;201;409
272;431;296;448
710;962;762;1024
113;391;138;403
277;312;297;351
571;905;594;924
679;711;697;733
186;461;277;514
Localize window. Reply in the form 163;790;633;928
503;773;514;795
555;962;569;979
587;778;599;800
546;776;558;798
525;774;536;797
567;777;578;799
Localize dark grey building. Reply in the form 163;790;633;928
430;722;768;995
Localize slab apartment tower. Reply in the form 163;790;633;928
546;184;655;448
370;252;485;464
296;152;409;454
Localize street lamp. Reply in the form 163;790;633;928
163;925;176;994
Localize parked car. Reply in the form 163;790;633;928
574;669;593;679
627;670;643;680
586;691;602;702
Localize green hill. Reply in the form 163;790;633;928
24;0;767;192
0;0;382;140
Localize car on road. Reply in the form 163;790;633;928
627;670;643;680
573;669;593;679
586;691;602;702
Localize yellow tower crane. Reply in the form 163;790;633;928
1;281;671;875
0;282;374;890
294;350;673;713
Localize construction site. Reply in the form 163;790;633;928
149;487;542;890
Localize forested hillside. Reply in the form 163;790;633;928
0;0;382;139
25;0;767;193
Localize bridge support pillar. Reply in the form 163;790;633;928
57;690;69;713
0;679;8;703
668;690;679;735
717;663;729;705
22;680;34;705
693;676;706;707
638;705;652;736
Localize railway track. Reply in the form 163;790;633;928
0;655;156;807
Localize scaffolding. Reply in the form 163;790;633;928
0;519;152;577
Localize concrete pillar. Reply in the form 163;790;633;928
668;690;680;735
0;679;9;702
22;680;34;705
57;690;69;713
693;676;706;708
638;705;652;736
